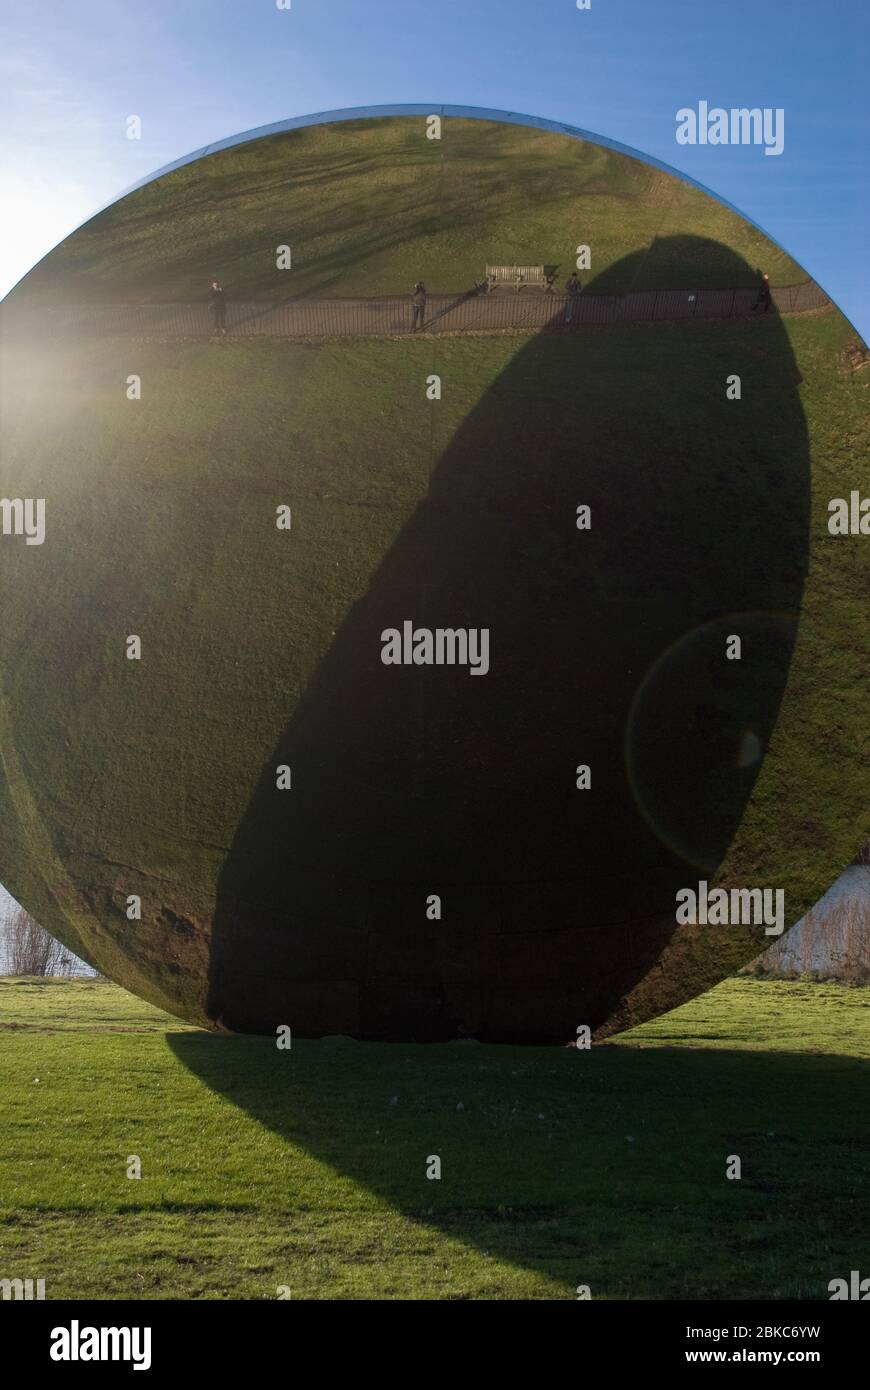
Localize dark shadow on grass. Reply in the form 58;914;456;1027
203;235;810;1043
590;239;785;297
167;1028;870;1298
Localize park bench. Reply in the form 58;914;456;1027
485;265;548;292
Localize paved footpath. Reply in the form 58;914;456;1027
4;282;831;341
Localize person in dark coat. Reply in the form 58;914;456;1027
411;281;427;332
565;271;581;323
752;272;772;313
209;279;228;335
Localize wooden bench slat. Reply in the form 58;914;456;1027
486;265;546;280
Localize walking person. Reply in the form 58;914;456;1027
565;271;581;324
209;279;228;336
411;280;427;332
752;272;772;314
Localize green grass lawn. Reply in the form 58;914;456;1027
16;116;805;305
0;975;867;1299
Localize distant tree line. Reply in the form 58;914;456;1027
3;907;78;977
751;834;870;984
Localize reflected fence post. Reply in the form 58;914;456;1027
13;280;831;344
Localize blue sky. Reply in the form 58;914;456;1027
1;0;868;334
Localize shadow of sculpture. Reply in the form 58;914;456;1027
167;1028;867;1297
203;235;810;1042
